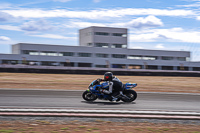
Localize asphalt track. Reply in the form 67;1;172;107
0;89;200;120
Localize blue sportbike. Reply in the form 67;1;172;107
82;79;137;102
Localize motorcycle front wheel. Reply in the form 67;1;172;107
121;90;137;102
82;91;98;101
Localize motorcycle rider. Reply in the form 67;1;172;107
98;72;123;101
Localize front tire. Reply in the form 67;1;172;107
121;90;137;102
82;91;97;101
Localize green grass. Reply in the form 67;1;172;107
91;127;99;130
79;126;86;128
162;128;170;131
0;129;14;133
60;127;69;130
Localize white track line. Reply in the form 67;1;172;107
0;108;200;116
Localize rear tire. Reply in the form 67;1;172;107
82;91;97;101
121;90;137;102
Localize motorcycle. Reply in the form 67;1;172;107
82;79;137;102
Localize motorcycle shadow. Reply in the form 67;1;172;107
81;101;136;105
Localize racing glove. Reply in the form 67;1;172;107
97;78;104;82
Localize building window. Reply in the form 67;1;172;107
177;57;186;61
193;67;200;71
95;32;109;36
162;56;173;60
60;62;74;67
128;55;157;60
112;54;126;58
178;66;189;71
87;43;92;46
85;32;92;36
22;50;39;55
111;44;127;48
40;51;57;56
128;65;142;69
78;63;92;67
40;52;47;56
96;53;108;58
41;61;59;66
48;52;57;56
30;51;39;55
112;33;127;37
112;64;126;68
127;55;142;60
2;60;18;65
147;65;158;70
60;52;74;56
95;65;107;68
95;43;109;48
28;61;39;65
143;56;157;60
162;66;174;70
78;53;92;57
22;50;29;54
186;57;190;61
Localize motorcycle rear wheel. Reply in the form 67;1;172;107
121;90;137;102
82;91;98;101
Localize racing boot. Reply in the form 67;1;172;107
111;91;121;101
111;96;118;101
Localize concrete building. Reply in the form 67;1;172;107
79;26;127;48
0;26;200;75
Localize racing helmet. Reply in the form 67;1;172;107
104;72;113;81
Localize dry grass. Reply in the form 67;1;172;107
0;120;199;133
0;72;200;93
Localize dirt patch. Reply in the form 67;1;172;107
0;120;200;133
0;72;199;93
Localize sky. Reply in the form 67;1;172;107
0;0;200;61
